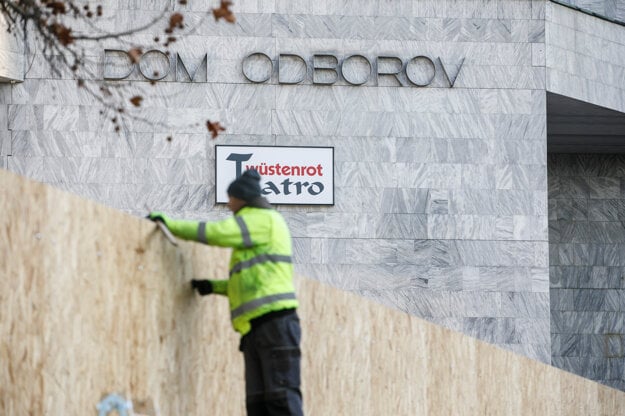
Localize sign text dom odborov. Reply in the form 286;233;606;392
103;50;464;87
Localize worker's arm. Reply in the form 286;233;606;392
148;212;206;241
148;211;268;248
190;279;228;296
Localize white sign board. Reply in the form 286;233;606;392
215;145;334;205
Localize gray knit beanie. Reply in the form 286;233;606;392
227;169;262;202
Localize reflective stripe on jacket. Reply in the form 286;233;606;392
166;206;298;335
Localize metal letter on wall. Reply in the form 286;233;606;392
341;54;372;86
405;55;436;87
138;50;170;81
177;53;208;82
312;54;339;85
103;49;135;80
439;57;465;88
278;54;307;84
376;56;404;86
242;52;273;83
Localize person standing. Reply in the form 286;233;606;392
149;169;303;416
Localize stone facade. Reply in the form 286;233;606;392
549;154;625;391
2;0;556;361
1;0;551;363
545;1;625;390
547;1;625;113
554;0;625;23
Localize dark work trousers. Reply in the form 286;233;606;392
239;309;303;416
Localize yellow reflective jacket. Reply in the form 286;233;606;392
163;206;298;335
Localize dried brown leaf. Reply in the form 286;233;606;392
130;96;143;107
165;12;184;34
46;2;66;15
49;23;73;46
212;0;236;23
128;47;142;64
170;12;184;28
206;120;226;139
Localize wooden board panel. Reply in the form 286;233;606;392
2;168;625;415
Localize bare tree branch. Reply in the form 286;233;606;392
0;0;236;139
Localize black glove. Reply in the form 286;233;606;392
191;279;213;296
147;211;167;223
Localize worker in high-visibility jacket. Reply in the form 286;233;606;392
149;169;303;416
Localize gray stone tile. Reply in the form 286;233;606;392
599;246;623;269
551;310;597;334
462;317;516;343
558;243;589;266
297;237;323;264
606;358;625;381
496;114;547;141
344;239;399;265
427;317;465;332
142;184;210;213
596;312;625;333
461;164;496;189
554;266;581;288
0;84;11;104
588;177;621;199
0;130;10;157
395;138;434;163
304;212;370;238
332;186;383;213
8;105;42;131
508;291;551;318
380;188;429;214
455;240;539;267
335;161;397;188
573;289;608;311
7;156;45;181
515;318;551;344
375;288;454;318
494;140;546;165
497;190;535;215
448;291;504;317
554;199;588;220
441;18;514;43
272;110;339;136
495;216;515;240
551;288;575;311
426;189;450;214
144;158;208;184
332;137;396;163
375;213;427;239
501;342;551;363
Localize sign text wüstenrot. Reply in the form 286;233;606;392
216;146;334;205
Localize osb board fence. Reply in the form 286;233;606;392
1;168;625;416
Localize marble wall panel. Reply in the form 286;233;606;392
554;0;625;24
0;131;9;157
550;153;625;389
6;156;45;181
546;2;625;113
0;104;8;156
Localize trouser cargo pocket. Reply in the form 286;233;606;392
269;346;301;388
